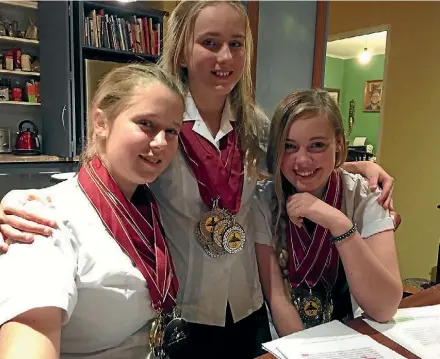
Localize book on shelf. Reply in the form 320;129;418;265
83;8;160;56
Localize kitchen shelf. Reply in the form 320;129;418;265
0;154;77;164
0;69;40;76
0;101;40;106
0;1;38;9
0;35;39;45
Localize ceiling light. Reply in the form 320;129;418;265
359;48;372;64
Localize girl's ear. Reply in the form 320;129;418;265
93;109;110;140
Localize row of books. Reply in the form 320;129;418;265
83;9;161;56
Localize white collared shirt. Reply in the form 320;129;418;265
150;94;271;326
0;179;156;359
256;169;396;318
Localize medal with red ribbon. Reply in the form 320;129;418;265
284;170;343;327
78;156;188;358
179;122;246;257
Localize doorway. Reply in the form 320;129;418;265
324;28;389;163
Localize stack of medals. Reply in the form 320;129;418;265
149;307;189;358
279;248;335;329
78;158;189;358
279;170;343;329
178;119;246;258
195;198;246;258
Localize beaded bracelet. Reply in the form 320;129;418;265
331;223;357;243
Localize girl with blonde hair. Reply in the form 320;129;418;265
0;1;395;357
0;63;187;359
259;89;402;333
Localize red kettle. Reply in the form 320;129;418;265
15;120;41;153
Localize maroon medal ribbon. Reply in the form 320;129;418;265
178;122;244;214
286;170;343;290
78;156;179;313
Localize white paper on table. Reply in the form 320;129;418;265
262;321;359;359
276;334;406;359
364;316;440;359
390;304;440;321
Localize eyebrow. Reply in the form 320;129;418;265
197;31;245;39
309;136;328;141
285;136;328;142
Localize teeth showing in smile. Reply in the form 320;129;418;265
214;71;231;77
141;155;160;164
296;170;315;177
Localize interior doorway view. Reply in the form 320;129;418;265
324;30;388;163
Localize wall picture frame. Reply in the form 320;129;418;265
325;88;340;104
363;79;383;113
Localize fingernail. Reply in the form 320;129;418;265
26;234;34;242
44;228;52;236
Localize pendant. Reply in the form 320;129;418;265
194;224;211;246
149;315;164;357
162;317;189;357
212;217;232;248
199;207;227;239
222;222;246;254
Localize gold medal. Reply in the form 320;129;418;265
194;223;211;246
222;222;246;254
149;315;164;353
212;218;232;248
199;208;227;239
204;243;225;257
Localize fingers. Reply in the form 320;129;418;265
377;177;394;209
0;242;8;253
286;196;303;227
0;224;36;243
2;205;57;229
1;213;53;238
368;175;379;192
290;216;303;227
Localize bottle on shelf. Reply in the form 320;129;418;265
12;81;22;101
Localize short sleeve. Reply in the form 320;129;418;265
341;170;395;238
252;180;275;247
0;196;78;326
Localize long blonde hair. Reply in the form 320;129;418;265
82;63;184;162
267;89;347;231
159;0;267;177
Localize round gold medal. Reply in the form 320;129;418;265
194;223;211;246
199;209;227;239
213;218;232;248
222;223;246;254
298;294;323;322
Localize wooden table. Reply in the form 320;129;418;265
258;284;440;359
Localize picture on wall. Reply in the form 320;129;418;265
325;88;340;104
363;80;383;113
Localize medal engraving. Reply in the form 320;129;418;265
222;223;246;254
162;317;189;356
199;209;227;238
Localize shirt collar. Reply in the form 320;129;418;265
183;93;236;123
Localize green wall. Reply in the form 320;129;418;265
324;54;385;154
